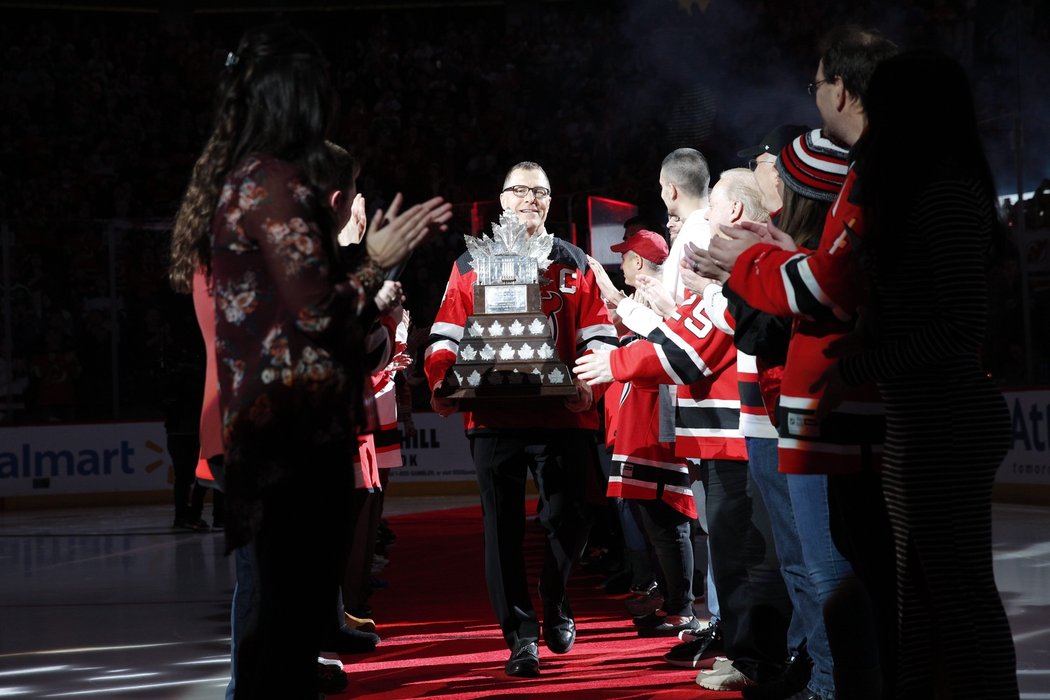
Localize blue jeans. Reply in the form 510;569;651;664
615;497;650;553
788;472;881;692
747;437;834;699
226;545;256;700
690;477;720;621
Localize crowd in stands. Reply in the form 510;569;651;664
0;0;1047;425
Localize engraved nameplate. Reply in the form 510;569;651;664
484;285;528;314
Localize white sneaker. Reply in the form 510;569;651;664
678;618;713;641
696;663;756;691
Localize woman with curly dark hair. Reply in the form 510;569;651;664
169;24;449;698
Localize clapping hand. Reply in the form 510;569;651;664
681;241;727;289
386;348;413;373
762;220;799;252
633;275;676;318
374;280;404;315
337;193;368;246
366;194;454;270
586;255;626;304
708;221;767;271
573;349;614;386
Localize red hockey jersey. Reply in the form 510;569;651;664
424;238;618;432
699;285;779;440
728;167;884;474
607;294;747;462
605;337;695;519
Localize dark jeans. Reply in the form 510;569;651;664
636;498;694;617
233;441;354;699
470;429;594;649
703;458;790;681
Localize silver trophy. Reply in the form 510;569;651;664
441;210;576;400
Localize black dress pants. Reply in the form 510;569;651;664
470;429;594;649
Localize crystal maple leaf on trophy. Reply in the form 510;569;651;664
465;209;553;285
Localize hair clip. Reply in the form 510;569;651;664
225;52;240;67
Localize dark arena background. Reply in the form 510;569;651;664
1;0;1048;428
1;1;1049;699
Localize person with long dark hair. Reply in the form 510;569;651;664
169;25;450;698
833;49;1019;700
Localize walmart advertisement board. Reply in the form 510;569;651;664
2;390;1044;498
0;416;473;498
0;422;171;497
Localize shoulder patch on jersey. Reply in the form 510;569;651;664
549;238;587;271
455;250;475;276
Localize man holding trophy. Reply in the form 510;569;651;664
425;161;617;677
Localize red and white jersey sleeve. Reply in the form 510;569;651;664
424;260;470;391
371;372;401;469
607;379;696;520
729;167;865;324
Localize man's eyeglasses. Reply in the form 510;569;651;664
503;185;551;199
807;77;833;95
749;158;776;171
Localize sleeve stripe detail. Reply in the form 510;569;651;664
584;337;618;353
676;398;739;408
778;438;869;455
430;321;464;342
676;427;743;438
580;323;618;341
795;257;852;322
653;342;686;386
779;394;819;410
424;339;458;360
651;324;712;383
611;454;689;471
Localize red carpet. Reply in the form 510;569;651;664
333;501;744;699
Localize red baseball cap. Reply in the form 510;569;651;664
610;229;669;265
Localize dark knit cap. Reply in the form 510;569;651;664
776;129;849;202
736;124;809;159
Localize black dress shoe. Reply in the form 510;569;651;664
542;597;576;654
505;640;540;677
543;613;576;654
741;647;813;699
321;625;381;653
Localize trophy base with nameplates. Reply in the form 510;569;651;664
439;210;577;402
